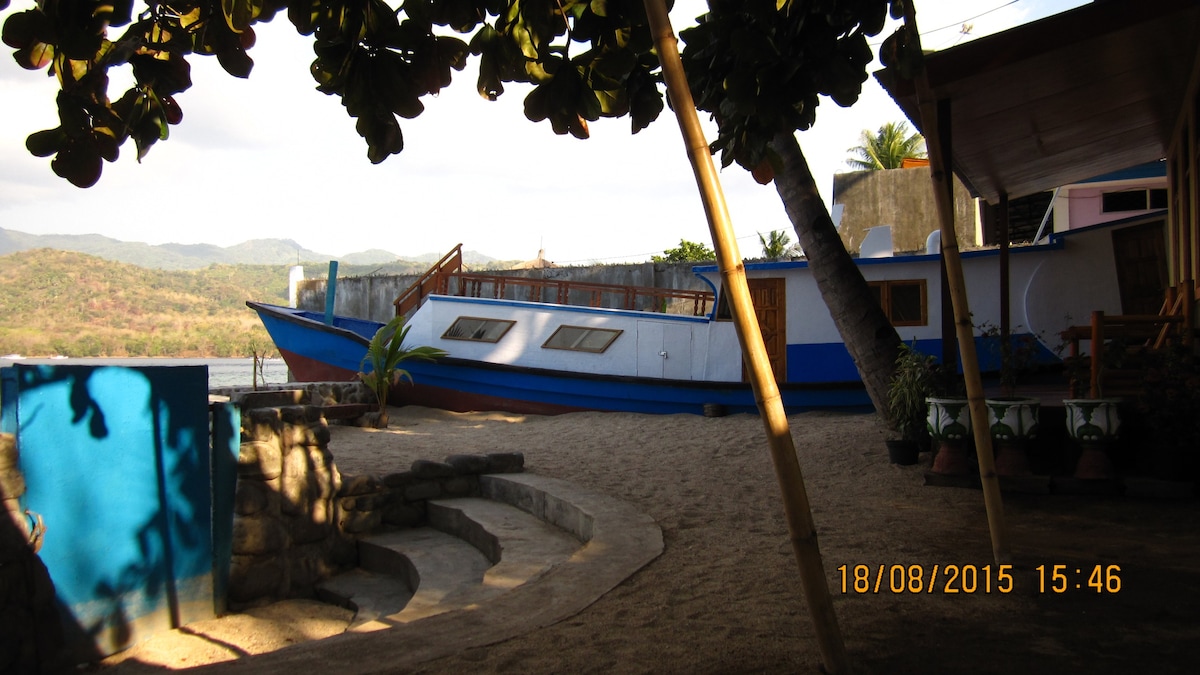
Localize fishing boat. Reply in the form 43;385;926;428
248;209;1168;416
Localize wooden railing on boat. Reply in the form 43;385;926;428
430;272;714;316
1061;280;1196;398
393;244;464;318
393;244;715;318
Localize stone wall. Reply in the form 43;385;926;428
227;398;525;608
230;405;350;606
833;166;980;255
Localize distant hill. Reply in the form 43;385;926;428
0;227;507;271
0;249;289;358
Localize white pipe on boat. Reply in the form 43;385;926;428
1033;187;1061;244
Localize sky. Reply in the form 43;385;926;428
0;0;1089;265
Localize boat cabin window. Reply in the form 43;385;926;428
868;279;927;326
442;317;516;343
542;326;623;353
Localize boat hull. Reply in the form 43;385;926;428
395;357;870;416
248;302;377;382
247;302;870;415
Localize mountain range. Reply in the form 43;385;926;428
0;227;501;271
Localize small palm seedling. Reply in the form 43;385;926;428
359;316;447;427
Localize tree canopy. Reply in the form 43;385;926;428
1;0;672;187
845;120;926;171
651;238;714;263
2;0;909;188
679;0;905;182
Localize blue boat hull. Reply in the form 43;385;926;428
396;357;870;416
248;302;871;415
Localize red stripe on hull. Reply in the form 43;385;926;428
278;347;360;382
393;382;588;416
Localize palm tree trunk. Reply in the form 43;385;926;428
770;131;902;421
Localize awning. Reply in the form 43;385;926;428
875;0;1200;203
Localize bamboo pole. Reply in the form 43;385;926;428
642;2;850;672
902;5;1011;565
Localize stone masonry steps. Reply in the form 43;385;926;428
316;494;581;630
185;473;663;673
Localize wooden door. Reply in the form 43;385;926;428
636;322;693;379
1112;221;1168;315
743;278;787;382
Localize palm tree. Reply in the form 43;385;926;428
758;230;798;259
846;121;927;171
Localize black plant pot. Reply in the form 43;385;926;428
886;439;920;466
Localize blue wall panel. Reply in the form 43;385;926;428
0;364;219;661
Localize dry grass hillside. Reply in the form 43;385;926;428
0;249;289;357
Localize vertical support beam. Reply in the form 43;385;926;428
642;2;848;672
940;250;957;369
905;5;1010;566
324;260;339;326
999;192;1011;348
1090;311;1104;399
1184;280;1195;347
1186;99;1197;284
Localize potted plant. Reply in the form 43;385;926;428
980;324;1042;476
1062;342;1124;480
358;316;448;428
886;344;934;465
924;356;970;475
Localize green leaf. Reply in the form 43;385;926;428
14;42;54;70
130;51;194;96
3;9;53;51
222;0;262;34
26;128;65;157
215;42;254;78
355;112;404;164
51;140;103;188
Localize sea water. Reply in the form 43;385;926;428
0;357;292;389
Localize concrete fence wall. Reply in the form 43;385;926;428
295;261;715;323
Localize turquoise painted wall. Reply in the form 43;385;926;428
0;364;238;663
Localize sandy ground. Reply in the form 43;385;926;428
98;405;1199;673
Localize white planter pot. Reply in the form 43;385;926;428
926;397;971;441
927;397;972;475
985;397;1040;441
986;397;1040;477
1063;398;1123;443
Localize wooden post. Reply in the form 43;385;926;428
1184;280;1195;347
1090;311;1104;398
324;260;339;326
940;254;957;369
903;6;1011;565
642;2;850;672
999;193;1011;350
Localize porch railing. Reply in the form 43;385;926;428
1061;280;1196;397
